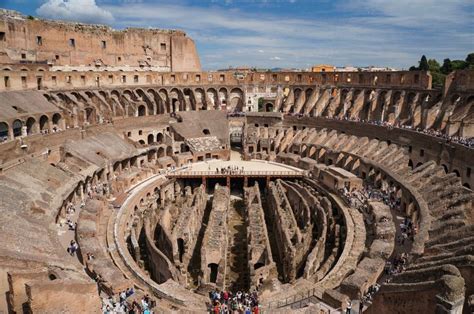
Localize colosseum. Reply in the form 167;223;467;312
0;8;472;314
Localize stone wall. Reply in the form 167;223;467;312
0;9;201;72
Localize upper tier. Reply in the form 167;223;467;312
0;9;201;72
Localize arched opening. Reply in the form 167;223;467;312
177;238;185;263
408;159;413;169
156;133;164;144
138;105;146;116
157;147;165;158
26;117;36;135
147;134;154;144
202;129;210;135
416;162;423;168
453;169;460;177
52;113;62;128
166;146;173;156
208;263;218;283
441;164;448;173
463;183;471;190
0;122;9;139
171;99;179;113
85;108;95;124
39;115;49;132
12;119;22;137
265;103;274;112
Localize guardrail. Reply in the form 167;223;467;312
167;170;306;177
266;287;335;312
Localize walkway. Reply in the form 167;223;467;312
168;160;306;180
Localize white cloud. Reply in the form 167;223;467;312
100;1;472;69
37;0;114;24
270;56;281;60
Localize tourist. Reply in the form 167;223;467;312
346;300;352;314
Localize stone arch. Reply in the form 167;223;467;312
0;122;9;139
183;88;195;111
265;103;274;112
169;88;182;112
26;117;37;135
453;169;460;177
137;104;146;116
194;88;206;110
166;146;173;156
136;88;155;115
147;134;154;144
441;164;448;173
52;113;62;129
156;133;164;144
229;87;244;112
207;88;219;109
219;88;228;107
12;119;23;137
39;115;49;132
372;90;387;121
148;89;165;114
157;146;165;158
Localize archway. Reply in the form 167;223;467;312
147;134;154;144
39;115;49;132
52;113;62;128
26;117;36;135
0;122;9;139
12;119;22;137
138;105;146;116
156;133;164;144
208;263;218;283
265;103;274;112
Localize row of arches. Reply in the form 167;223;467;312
0;113;63;140
44;86;246;130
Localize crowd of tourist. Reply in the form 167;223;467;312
281;110;474;148
209;289;260;314
101;288;158;313
214;165;245;175
339;182;416;311
325;115;473;148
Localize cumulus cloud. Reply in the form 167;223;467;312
99;0;473;69
37;0;114;24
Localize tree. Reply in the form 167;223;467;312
419;55;429;71
440;58;452;75
450;60;467;70
427;59;440;72
409;66;418;71
466;53;474;68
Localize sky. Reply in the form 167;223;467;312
1;0;473;70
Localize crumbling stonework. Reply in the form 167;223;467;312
200;184;230;288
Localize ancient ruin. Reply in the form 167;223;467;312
0;8;473;314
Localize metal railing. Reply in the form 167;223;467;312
166;170;306;177
266;287;335;312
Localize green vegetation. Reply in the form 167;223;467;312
409;53;474;88
258;97;264;112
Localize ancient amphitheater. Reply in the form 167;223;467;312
0;8;473;314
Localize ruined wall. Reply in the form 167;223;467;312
0;9;201;72
200;184;229;288
245;183;277;289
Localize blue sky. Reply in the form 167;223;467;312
2;0;473;70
